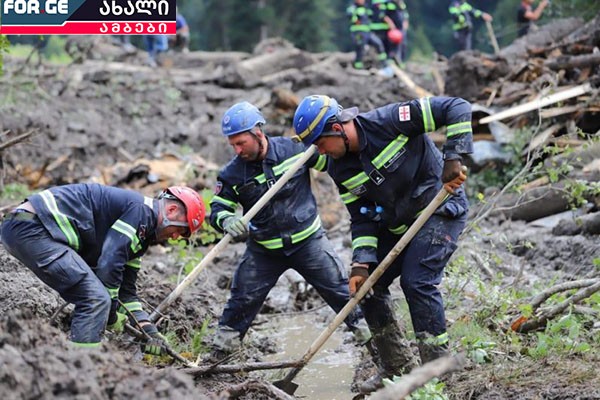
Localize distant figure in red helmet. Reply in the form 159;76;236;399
1;183;205;352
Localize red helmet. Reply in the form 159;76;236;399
161;186;206;236
387;28;403;44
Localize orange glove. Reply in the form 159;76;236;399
442;160;467;194
349;263;370;296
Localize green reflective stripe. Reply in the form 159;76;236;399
370;23;389;30
419;97;435;133
125;258;141;270
119;301;143;313
211;195;237;209
111;219;142;253
341;191;359;204
313;154;327;171
352;236;378;250
255;154;304;184
297;96;331;140
351;25;370;32
460;3;473;12
273;153;303;176
256;237;281;250
446;121;472;137
292;215;321;243
419;332;449;346
256;216;321;249
342;172;369;190
255;173;267;184
389;224;408;235
372;135;409;169
106;287;119;299
71;341;101;348
232;185;239;195
39;190;80;251
473;9;482;17
216;210;235;229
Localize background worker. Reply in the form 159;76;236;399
171;7;191;52
207;101;370;360
449;0;492;51
293;94;473;394
383;0;409;65
347;0;388;69
1;184;205;352
517;0;549;37
370;0;398;64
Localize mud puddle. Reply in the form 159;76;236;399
261;313;357;400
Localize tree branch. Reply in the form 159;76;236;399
370;353;466;400
515;280;600;333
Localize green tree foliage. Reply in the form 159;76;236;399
0;35;9;75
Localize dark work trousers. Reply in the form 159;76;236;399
353;31;386;66
1;212;111;344
360;191;468;337
219;229;362;337
454;28;472;51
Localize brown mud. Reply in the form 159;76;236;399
1;32;599;399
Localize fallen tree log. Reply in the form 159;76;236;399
370;353;466;400
183;360;302;377
552;211;600;236
544;52;600;71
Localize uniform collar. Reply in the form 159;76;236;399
263;136;277;164
354;117;369;152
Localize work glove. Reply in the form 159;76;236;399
106;311;126;333
222;216;248;240
442;160;467;194
140;323;168;356
349;263;370;297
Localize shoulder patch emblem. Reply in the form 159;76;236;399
137;224;147;241
398;105;411;122
214;181;223;195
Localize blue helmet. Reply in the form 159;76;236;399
293;95;340;147
221;101;266;136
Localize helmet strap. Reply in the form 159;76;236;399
250;127;267;161
158;198;189;231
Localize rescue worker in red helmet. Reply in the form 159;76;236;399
1;183;205;352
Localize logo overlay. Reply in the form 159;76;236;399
1;0;176;35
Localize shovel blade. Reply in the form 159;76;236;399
273;379;299;395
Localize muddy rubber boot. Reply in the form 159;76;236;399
359;322;417;394
416;332;450;364
204;326;241;363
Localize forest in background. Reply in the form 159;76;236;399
181;0;600;58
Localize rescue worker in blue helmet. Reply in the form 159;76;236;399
1;184;205;352
207;101;371;359
293;95;472;393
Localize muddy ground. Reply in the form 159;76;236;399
0;36;599;399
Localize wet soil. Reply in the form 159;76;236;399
1;38;599;399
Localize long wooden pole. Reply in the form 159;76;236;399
275;187;450;393
479;83;592;124
149;145;317;322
